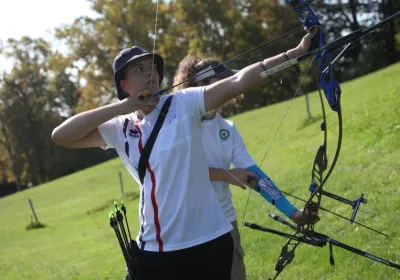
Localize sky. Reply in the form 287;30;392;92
0;0;97;73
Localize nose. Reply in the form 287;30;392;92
150;69;159;80
148;66;158;77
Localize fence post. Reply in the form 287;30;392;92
28;198;39;224
119;171;124;197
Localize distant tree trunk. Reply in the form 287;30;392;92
380;0;399;64
348;0;361;31
0;139;22;192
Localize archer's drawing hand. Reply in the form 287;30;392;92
226;168;258;190
117;91;159;115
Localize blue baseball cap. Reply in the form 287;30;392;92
113;46;164;100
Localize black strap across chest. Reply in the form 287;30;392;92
138;95;173;185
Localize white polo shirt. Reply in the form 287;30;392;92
201;114;256;222
98;87;232;252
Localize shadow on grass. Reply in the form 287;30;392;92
298;115;324;130
86;191;139;215
26;216;47;230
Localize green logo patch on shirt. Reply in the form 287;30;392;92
219;129;230;140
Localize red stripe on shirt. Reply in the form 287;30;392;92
135;122;164;252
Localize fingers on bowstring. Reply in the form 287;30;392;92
248;171;258;180
136;101;158;108
138;91;150;100
246;174;257;184
137;94;159;107
138;91;158;100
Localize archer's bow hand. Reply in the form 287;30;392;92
290;208;320;225
294;28;319;56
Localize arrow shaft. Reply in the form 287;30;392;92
329;238;400;270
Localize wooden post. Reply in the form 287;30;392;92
119;171;124;197
28;198;39;224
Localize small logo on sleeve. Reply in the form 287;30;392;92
168;110;177;123
129;128;140;138
219;129;230;140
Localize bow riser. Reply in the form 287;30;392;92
318;52;341;111
289;0;341;111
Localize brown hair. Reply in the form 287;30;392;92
173;54;222;91
172;54;243;113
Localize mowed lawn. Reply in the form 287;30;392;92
0;62;399;280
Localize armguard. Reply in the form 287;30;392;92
247;165;297;218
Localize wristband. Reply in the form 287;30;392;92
284;52;303;76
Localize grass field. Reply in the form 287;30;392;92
0;62;399;280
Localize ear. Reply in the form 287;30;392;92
120;79;129;94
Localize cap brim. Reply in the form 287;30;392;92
115;52;163;74
115;53;164;100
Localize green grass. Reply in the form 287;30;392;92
1;62;399;280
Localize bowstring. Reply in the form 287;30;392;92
238;55;316;236
150;0;160;91
145;0;164;116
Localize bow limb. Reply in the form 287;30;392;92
302;76;343;231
